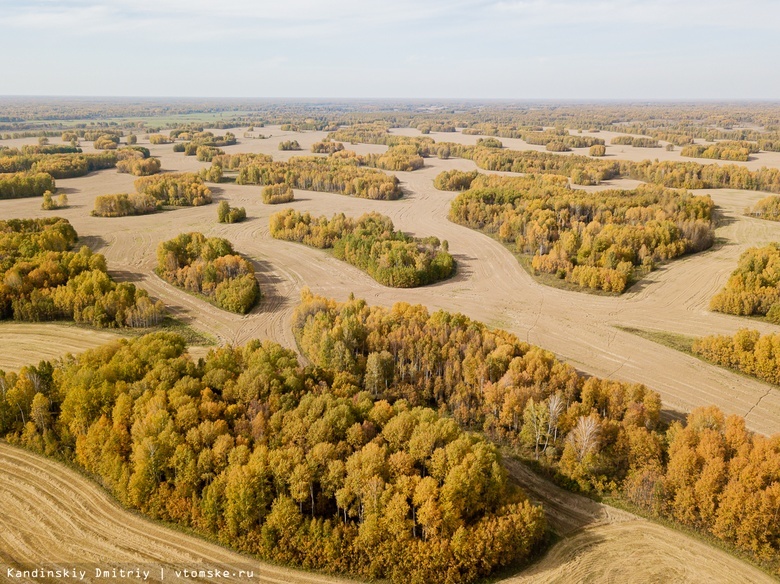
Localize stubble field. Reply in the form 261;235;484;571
1;125;779;583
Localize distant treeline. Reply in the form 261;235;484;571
206;154;402;200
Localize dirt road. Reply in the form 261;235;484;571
501;457;775;584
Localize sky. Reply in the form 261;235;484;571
1;0;778;99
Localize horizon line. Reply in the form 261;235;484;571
2;95;780;104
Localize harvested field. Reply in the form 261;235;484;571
2;128;780;583
0;323;126;372
509;521;775;584
0;443;355;584
501;457;775;584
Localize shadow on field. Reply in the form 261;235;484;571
109;269;144;283
625;265;667;294
431;252;473;285
661;406;687;425
250;258;290;315
78;234;108;252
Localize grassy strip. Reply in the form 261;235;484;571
614;325;696;354
616;325;780;389
117;316;216;347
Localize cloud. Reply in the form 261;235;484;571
490;0;780;30
1;0;779;97
0;0;484;39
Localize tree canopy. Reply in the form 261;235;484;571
270;211;454;287
156;232;260;314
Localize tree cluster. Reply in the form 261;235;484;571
92;193;159;217
328;125;436;153
270;211;454;288
448;174;715;293
262;183;295;204
1;144;82;156
31;152;117;179
278;140;302;151
0;333;546;584
433;170;479;191
410;121;457;134
623;159;780;193
156;232;259;314
610;136;660;148
196;146;225;162
693;329;780;385
0;172;56;199
293;291;661;492
311;140;345;154
0;152;117;180
748;196;780;221
624;405;780;570
217;200;247;223
41;190;68;210
0;218;164;328
232;155;401;200
175;131;237;155
116;152;161;176
680;141;757;162
293;292;780;572
149;134;172;145
432;142;780;192
134;173;212;207
435;143;620;186
709;244;780;321
94;134;120;150
211;152;273;170
354;146;425;172
525;131;603;150
589;144;606;157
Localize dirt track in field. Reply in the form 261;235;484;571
2;128;780;583
500;457;776;583
509;520;775;584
